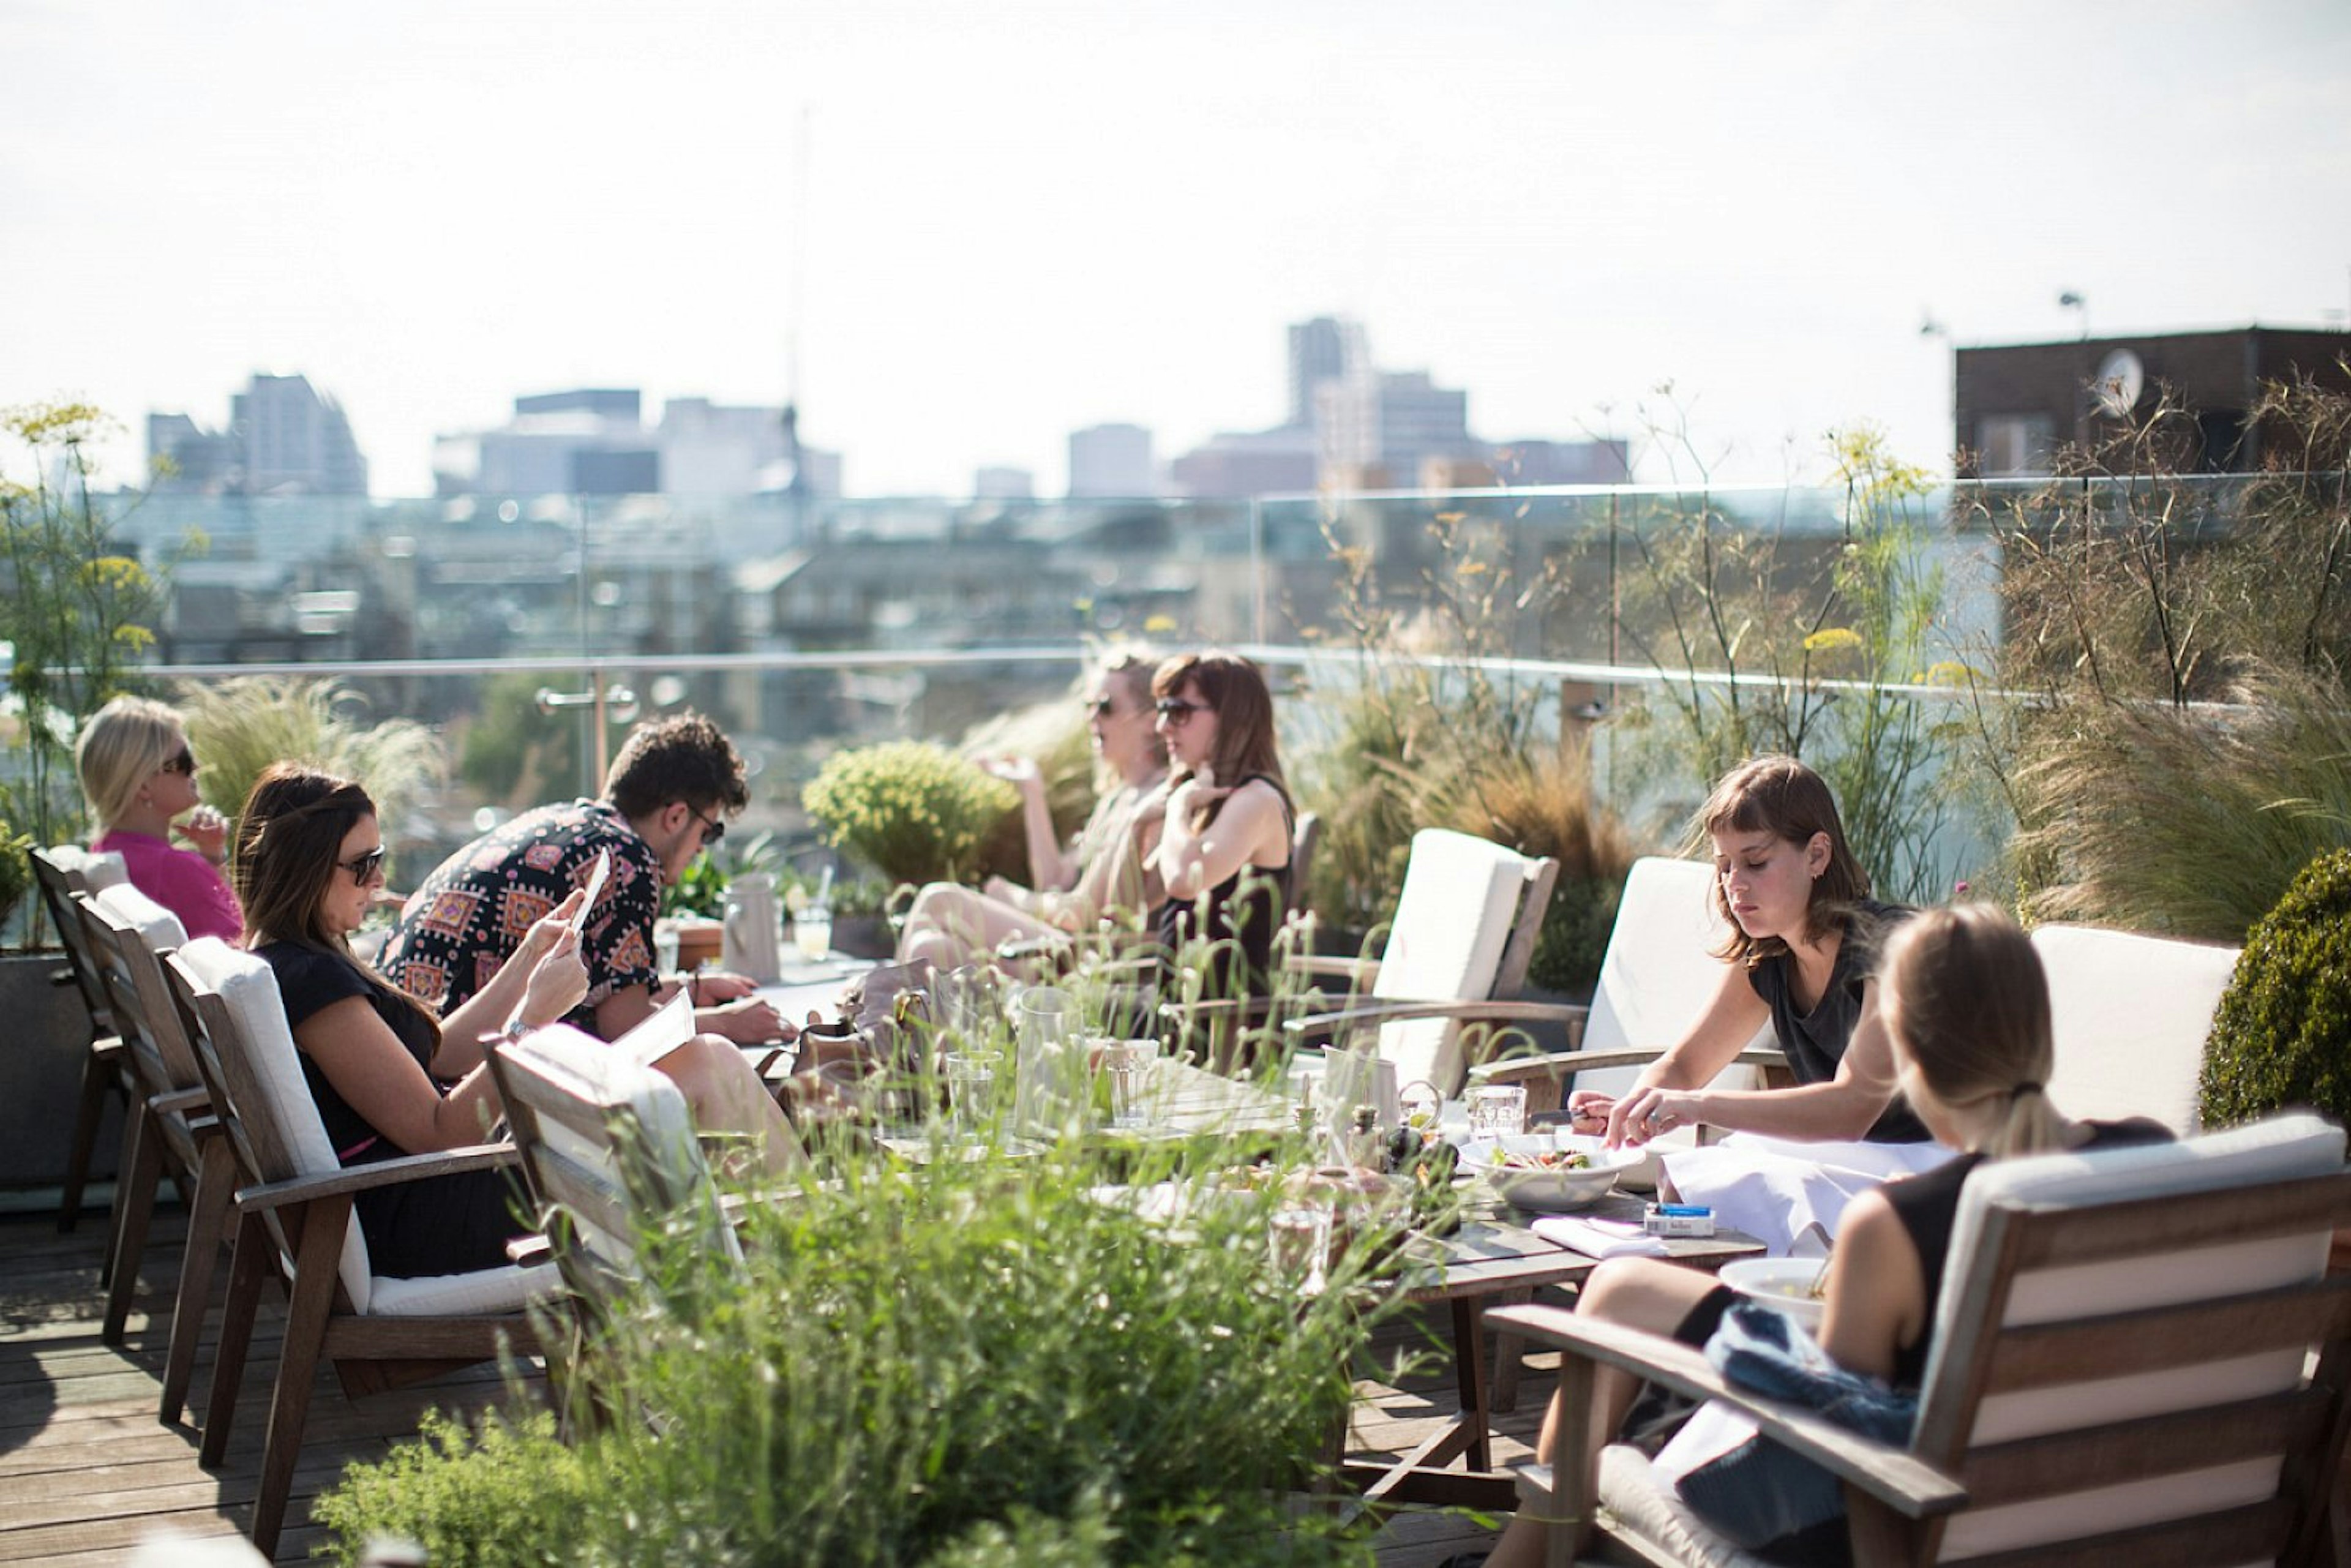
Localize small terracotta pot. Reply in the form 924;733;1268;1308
670;918;724;971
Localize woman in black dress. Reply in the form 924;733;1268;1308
1137;650;1294;1002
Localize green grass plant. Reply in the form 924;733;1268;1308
314;1100;1404;1567
2199;848;2351;1129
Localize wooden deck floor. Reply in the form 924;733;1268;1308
0;1202;1545;1566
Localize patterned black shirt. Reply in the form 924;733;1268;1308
382;798;661;1032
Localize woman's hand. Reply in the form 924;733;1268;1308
516;889;588;966
1605;1084;1702;1149
176;804;230;863
519;926;590;1027
1130;773;1179;830
1565;1090;1616;1138
1164;773;1230;825
978;754;1044;798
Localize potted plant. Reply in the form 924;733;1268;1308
802;741;1017;891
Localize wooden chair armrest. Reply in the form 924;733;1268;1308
235;1142;521;1214
1468;1044;1785;1082
1485;1304;1968;1519
1284;997;1591;1040
1283;954;1379;986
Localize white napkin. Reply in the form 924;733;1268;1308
1660;1135;1957;1258
1532;1214;1668;1259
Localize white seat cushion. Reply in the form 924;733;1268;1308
368;1259;561;1317
1373;829;1535;1095
1596;1443;1773;1567
2031;924;2240;1136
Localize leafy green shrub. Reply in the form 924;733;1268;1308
0;818;32;937
804;741;1018;888
2199;849;2351;1130
313;1127;1393;1567
1529;874;1621;996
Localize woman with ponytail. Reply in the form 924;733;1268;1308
1460;906;2170;1568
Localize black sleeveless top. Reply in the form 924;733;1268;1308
1150;773;1293;1001
1747;899;1932;1144
1880;1117;2172;1388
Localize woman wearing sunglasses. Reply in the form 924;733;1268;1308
1140;650;1294;1002
77;694;242;941
898;651;1169;972
236;765;799;1277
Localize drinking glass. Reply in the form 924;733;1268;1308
792;905;833;962
944;1051;998;1139
1269;1204;1333;1294
653;923;680;981
1466;1084;1527;1141
1100;1037;1159;1130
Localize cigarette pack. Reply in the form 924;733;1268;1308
1642;1202;1715;1239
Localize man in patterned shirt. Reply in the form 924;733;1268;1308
384;711;788;1045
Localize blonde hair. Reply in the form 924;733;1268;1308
1879;904;2066;1160
76;696;189;831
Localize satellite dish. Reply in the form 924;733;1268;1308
2094;348;2144;418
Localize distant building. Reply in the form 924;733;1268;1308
973;465;1035;500
1954;326;2351;477
1475;437;1634;487
434;389;838;499
148;372;368;496
1169;426;1319;498
1314;369;1475;490
1068;422;1156;498
1286;316;1370;431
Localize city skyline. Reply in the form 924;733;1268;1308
6;0;2348;498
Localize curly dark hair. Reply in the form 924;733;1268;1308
603;711;750;821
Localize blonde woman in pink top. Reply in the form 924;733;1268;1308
77;695;242;942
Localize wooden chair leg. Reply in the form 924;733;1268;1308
200;1212;271;1468
249;1196;351;1559
61;1043;116;1234
162;1136;235;1426
101;1103;162;1344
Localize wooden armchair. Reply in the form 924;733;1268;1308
1491;1111;2351;1567
163;937;557;1557
31;845;129;1232
1278;827;1565;1101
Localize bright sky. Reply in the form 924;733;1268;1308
6;0;2347;498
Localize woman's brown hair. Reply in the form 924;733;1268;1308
1879;904;2066;1160
1698;754;1869;964
1152;650;1289;825
235;764;441;1046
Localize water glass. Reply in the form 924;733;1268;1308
1269;1204;1333;1293
792;906;833;962
1099;1038;1159;1130
944;1051;998;1139
652;923;680;980
1466;1084;1527;1141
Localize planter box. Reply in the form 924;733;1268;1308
0;950;118;1193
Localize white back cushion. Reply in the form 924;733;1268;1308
1924;1111;2344;1559
1373;829;1533;1096
2031;925;2240;1136
91;882;195;1086
1575;857;1769;1100
47;844;129;893
174;937;378;1314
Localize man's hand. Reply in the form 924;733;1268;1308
684;969;759;1005
697;994;793;1045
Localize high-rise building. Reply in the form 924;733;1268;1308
1286;316;1370;431
1067;423;1156;498
149;373;368;495
1314;369;1473;490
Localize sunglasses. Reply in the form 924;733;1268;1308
159;748;197;776
1083;696;1124;719
1154;699;1208;726
688;805;727;847
337;847;388;883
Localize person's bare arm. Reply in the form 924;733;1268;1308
596;980;792;1045
296;998;504;1153
1579;962;1774;1145
1817;1188;1928;1383
981;757;1073;891
1611;978;1900;1145
1155;778;1284;903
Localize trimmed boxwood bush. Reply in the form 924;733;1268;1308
2198;849;2351;1130
803;741;1018;888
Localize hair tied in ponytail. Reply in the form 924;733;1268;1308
2008;1080;2045;1101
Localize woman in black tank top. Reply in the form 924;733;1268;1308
1463;906;2170;1568
1136;652;1293;1002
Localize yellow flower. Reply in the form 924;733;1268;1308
1802;627;1864;654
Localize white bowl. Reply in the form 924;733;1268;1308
1459;1133;1640;1212
1718;1257;1829;1330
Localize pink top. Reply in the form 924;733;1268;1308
92;828;244;943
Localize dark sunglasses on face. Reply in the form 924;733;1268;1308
688;805;726;847
1084;696;1121;719
338;847;388;883
160;748;197;776
1154;698;1207;725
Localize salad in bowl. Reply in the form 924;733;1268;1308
1458;1132;1643;1212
